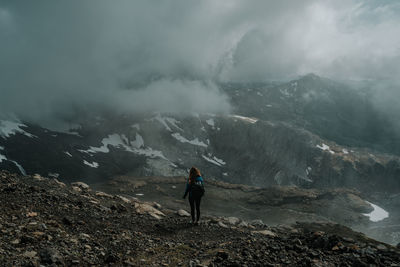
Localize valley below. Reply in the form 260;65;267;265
93;174;400;246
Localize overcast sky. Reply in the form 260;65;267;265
1;0;399;125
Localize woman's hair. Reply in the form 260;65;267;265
189;166;201;184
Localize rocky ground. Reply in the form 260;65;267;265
1;170;400;266
93;176;379;232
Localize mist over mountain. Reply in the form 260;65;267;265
1;0;400;128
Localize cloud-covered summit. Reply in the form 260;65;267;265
1;0;399;125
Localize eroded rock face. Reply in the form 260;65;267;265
1;90;399;196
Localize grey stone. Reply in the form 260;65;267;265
71;182;90;189
218;221;229;228
251;230;276;237
177;209;190;217
226;217;240;225
250;219;264;226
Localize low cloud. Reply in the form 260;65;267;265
113;79;231;115
1;0;399;125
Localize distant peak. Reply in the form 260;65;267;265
302;73;320;80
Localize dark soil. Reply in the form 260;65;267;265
1;170;399;266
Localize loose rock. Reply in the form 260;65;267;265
251;230;276;237
71;182;90;189
1;170;399;266
218;221;229;228
177;209;190;217
226;217;240;225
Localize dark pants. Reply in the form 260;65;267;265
189;195;202;222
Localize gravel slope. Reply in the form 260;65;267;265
1;170;399;266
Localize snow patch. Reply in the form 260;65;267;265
11;160;26;175
64;151;73;157
206;118;215;127
0;120;36;138
212;156;225;165
131;123;140;130
256;92;263;96
136;193;144;196
291;81;298;90
342;149;349;154
83;160;99;168
131;133;144;148
231;115;258;124
171;133;207;147
82;133;167;160
222;172;228;176
153;114;183;131
165;117;183;131
274;171;284;185
154;114;172;131
52;123;82;137
202;155;226;166
0;146;6;162
66;131;82;137
0;146;26;175
280;87;292;97
137;148;167;159
87;134;124;153
363;201;389;222
78;149;90;154
316;143;335;154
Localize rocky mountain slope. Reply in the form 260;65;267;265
1;74;400;250
223;74;400;155
1;75;399;194
1;170;400;266
1;110;399;195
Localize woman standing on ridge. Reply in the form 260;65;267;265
183;167;205;224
